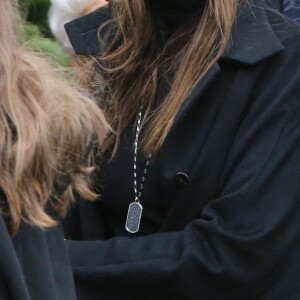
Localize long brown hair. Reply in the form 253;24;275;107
0;0;109;234
97;0;238;156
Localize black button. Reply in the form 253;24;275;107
174;172;189;188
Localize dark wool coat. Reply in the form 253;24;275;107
64;1;300;299
0;197;76;300
269;0;283;11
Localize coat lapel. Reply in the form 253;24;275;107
171;63;221;133
222;0;284;65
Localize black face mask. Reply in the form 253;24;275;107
159;0;204;10
151;0;205;31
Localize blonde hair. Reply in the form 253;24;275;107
0;0;109;234
99;0;238;156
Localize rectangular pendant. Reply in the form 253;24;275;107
125;202;143;233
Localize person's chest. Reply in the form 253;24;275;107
81;61;265;239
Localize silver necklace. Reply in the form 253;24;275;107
125;111;151;233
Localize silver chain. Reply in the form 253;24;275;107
133;111;151;203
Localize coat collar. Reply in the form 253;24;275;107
65;0;284;66
65;1;285;132
222;0;284;65
65;8;111;56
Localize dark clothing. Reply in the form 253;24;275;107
0;200;76;299
65;1;300;299
152;0;205;30
283;0;300;24
269;0;283;11
269;0;300;24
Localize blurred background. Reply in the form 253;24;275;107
20;0;70;66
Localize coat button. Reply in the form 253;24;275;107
174;172;189;188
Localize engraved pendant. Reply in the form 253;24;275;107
125;202;143;233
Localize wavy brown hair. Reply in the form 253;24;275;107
0;0;109;234
97;0;238;156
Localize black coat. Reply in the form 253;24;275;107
64;1;300;299
269;0;283;11
0;207;76;299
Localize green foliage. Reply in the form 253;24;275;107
20;0;51;35
19;0;70;66
22;24;70;66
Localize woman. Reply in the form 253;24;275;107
65;0;300;299
0;0;108;299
